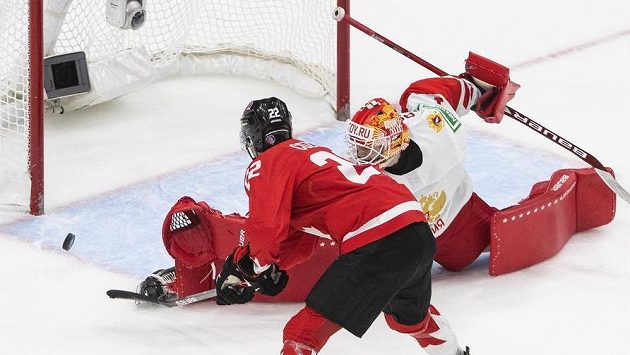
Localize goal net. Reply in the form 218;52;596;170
0;0;347;214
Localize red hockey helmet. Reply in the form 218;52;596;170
346;98;410;166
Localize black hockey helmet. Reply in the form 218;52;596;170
240;97;292;159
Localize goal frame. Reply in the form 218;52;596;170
25;0;351;215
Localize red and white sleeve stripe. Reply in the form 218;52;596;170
399;76;480;117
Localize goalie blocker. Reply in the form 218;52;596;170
463;52;520;124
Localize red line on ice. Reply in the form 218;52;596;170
512;28;630;69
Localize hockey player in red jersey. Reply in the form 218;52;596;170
346;53;616;274
214;97;470;354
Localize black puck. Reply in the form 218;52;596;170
63;233;75;251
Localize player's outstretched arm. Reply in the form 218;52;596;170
399;76;480;118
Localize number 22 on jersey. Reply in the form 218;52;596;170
244;160;261;191
310;151;380;184
244;150;381;190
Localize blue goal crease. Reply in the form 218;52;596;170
0;123;572;278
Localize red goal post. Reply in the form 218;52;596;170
0;0;350;215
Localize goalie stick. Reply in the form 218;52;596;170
333;7;630;204
106;288;217;307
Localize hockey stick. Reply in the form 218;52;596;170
333;7;630;204
106;288;217;307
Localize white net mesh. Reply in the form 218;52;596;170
1;0;31;209
0;0;338;210
51;0;337;98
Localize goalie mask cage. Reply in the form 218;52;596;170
0;0;350;215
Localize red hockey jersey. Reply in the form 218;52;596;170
243;138;425;268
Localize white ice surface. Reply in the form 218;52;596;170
2;0;630;354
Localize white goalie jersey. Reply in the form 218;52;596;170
391;77;481;237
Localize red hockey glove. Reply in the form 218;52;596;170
215;253;256;305
233;246;289;297
462;52;520;123
162;196;218;268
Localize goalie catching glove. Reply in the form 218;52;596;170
215;246;289;305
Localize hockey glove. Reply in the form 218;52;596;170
233;246;289;297
461;52;520;123
137;267;178;302
215;254;256;305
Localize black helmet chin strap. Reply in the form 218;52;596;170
245;145;258;159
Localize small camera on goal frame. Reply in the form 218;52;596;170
106;0;146;30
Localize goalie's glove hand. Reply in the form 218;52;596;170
138;267;178;302
459;71;503;123
233;246;289;297
458;72;492;92
215;254;256;305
